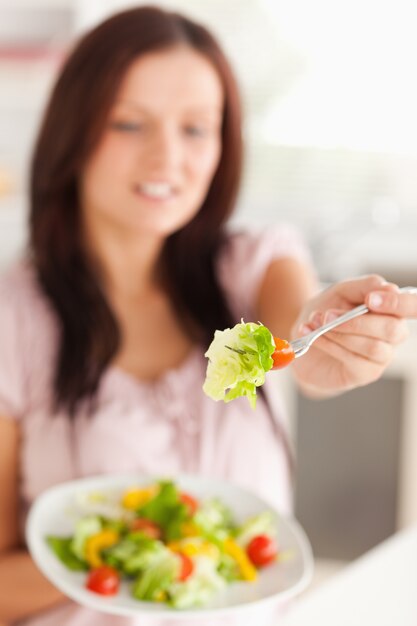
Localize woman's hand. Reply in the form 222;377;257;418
291;275;416;397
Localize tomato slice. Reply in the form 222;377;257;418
271;337;295;370
179;492;199;515
177;552;194;581
130;518;162;539
86;565;120;595
246;534;278;567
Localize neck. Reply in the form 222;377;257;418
82;219;165;301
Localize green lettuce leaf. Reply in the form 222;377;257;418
70;515;102;561
46;536;88;571
132;554;178;601
193;498;235;544
203;321;275;408
138;481;188;541
103;534;170;575
167;556;226;609
235;511;276;547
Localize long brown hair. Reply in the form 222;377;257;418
29;6;242;414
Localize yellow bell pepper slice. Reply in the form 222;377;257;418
121;485;158;510
223;538;258;581
85;529;119;568
168;538;219;560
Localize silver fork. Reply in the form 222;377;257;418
290;286;417;358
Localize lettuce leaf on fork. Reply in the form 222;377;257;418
203;321;275;408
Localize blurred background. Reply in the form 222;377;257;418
1;0;416;588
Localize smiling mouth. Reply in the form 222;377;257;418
134;182;177;201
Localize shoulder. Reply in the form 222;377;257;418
0;260;39;418
0;258;55;320
0;259;58;418
0;258;37;299
0;258;58;366
218;224;312;268
216;224;312;319
0;259;33;327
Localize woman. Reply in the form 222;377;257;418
0;6;415;626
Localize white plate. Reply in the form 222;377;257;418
26;473;313;619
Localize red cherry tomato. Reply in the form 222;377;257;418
180;492;199;515
177;552;194;581
271;337;295;370
130;518;161;539
86;565;120;595
246;534;278;567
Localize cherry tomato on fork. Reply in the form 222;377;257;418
271;337;295;370
86;565;120;595
246;534;278;567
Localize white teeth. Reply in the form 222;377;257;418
139;182;173;198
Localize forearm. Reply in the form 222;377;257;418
0;549;67;623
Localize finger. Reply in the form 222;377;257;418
308;310;325;327
366;289;417;319
320;331;395;365
297;310;324;336
307;336;385;385
321;310;409;345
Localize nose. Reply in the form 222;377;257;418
144;124;182;172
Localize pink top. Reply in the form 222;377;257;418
0;226;312;626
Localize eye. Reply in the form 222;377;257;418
183;125;208;138
109;120;144;133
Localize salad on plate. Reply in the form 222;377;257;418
46;478;281;609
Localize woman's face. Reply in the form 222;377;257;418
80;46;224;240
